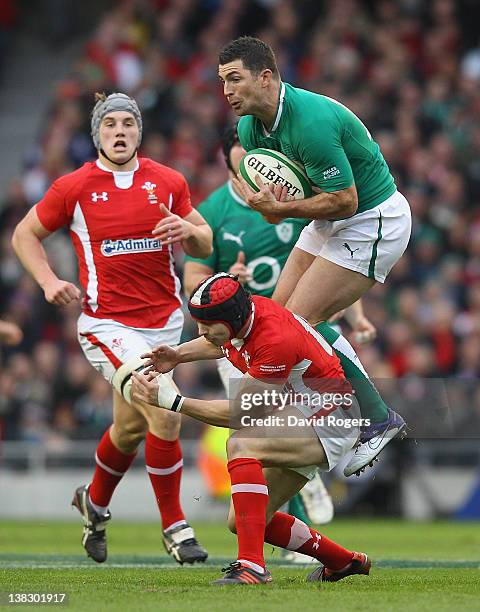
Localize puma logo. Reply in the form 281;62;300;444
343;242;360;258
223;231;246;247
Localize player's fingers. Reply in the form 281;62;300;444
231;176;242;192
254;174;267;191
152;222;179;236
279;185;290;202
152;345;170;356
155;230;182;242
145;370;160;382
233;180;251;202
229;263;248;274
156;221;182;233
159;203;172;216
132;371;149;388
270;183;284;199
238;174;259;198
354;331;375;344
161;229;184;243
66;285;81;300
163;235;183;245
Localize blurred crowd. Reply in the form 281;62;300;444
1;0;480;445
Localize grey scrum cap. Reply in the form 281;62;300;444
91;93;143;150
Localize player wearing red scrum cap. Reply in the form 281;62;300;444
131;273;371;586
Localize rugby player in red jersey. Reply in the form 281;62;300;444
131;274;371;585
12;92;211;565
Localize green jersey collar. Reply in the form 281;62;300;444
262;81;286;136
228;180;249;207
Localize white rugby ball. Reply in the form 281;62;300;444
239;148;312;200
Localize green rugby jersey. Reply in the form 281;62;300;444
185;181;308;297
238;82;396;214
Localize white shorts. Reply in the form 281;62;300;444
288;399;362;480
77;308;184;383
295;190;411;282
218;354;361;480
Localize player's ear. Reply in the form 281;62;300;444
259;69;272;87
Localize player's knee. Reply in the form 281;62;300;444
226;434;250;460
285;298;328;326
143;407;181;438
113;420;147;449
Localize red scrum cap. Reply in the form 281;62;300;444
188;273;252;338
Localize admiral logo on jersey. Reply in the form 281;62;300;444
101;237;163;257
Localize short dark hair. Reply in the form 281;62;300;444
219;36;279;78
221;124;240;172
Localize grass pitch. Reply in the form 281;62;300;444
1;520;479;611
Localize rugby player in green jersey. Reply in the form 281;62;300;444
184;125;394;514
218;37;410;475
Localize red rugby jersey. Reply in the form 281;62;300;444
222;296;350;396
36;158;193;328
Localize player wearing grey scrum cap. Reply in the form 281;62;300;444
90;92;143;169
12;91;213;567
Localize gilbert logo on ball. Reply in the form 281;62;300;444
239;148;312;200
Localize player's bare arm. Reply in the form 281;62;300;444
131;371;282;429
131;370;231;427
11;207;81;306
234;174;358;221
142;336;224;374
152;206;212;258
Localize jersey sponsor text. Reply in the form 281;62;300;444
101;237;163;256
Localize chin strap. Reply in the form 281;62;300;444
99;148;138;167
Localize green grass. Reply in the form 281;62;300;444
1;520;479;611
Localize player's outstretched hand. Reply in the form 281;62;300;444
352;315;377;344
131;371;179;409
43;278;81;305
152;203;193;245
228;251;252;284
141;344;179;373
0;320;23;346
